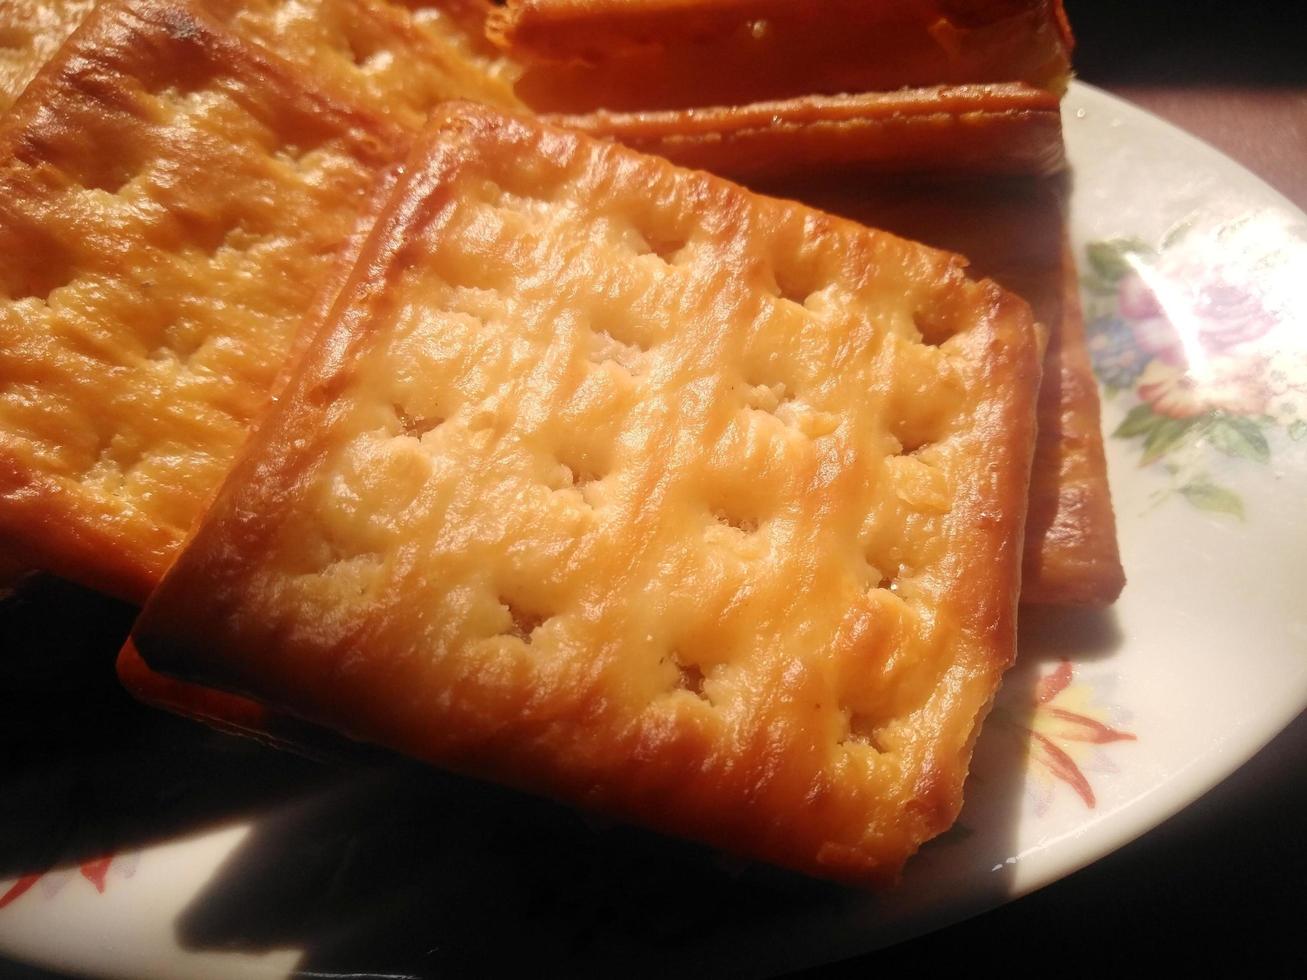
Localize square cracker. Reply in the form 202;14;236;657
133;103;1042;883
0;0;409;601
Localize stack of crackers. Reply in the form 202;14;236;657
0;0;1122;885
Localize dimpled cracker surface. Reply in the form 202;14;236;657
206;0;523;127
134;104;1042;884
0;0;408;601
760;175;1123;605
0;0;96;115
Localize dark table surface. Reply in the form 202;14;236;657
4;3;1306;978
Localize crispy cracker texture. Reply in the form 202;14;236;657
757;175;1122;606
1021;246;1124;605
204;0;523;125
493;0;1074;111
555;84;1066;181
0;0;409;601
134;103;1042;885
0;0;97;115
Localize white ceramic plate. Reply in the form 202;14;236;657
3;82;1306;978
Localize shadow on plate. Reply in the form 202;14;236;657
170;606;1123;979
0;575;332;883
1;569;1125;977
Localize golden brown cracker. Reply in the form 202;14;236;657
133;103;1043;884
556;84;1066;181
0;0;409;601
494;0;1074;112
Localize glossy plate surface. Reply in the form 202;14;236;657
2;82;1305;978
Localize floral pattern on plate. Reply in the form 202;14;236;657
1083;228;1307;519
0;853;133;910
988;661;1136;817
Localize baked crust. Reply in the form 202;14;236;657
0;0;409;601
555;84;1066;180
0;0;96;115
134;103;1042;884
494;0;1074;111
1020;243;1124;604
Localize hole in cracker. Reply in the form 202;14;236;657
340;19;390;70
589;327;646;374
500;598;545;644
679;662;705;696
0;227;76;302
80;157;143;196
643;231;687;264
138;40;216;100
742;379;791;416
550;443;606;501
712;508;758;535
894;430;932;456
889;412;940;457
843;713;891;753
559;461;601;489
867;555;910;595
172;211;240;257
669;653;711;702
393;404;442;438
913;308;957;347
626;215;690;264
771;264;821;308
266;105;343;168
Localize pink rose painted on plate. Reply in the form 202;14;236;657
1083;222;1307;519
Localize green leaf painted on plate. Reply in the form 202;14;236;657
1080;273;1119;297
1086;239;1154;283
1179;480;1245;520
1140;415;1200;465
1114;403;1162;439
1290;419;1307;442
1207;414;1271;464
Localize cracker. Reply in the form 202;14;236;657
494;0;1074;112
133;103;1042;884
763;174;1123;605
1020;244;1124;605
0;0;96;115
206;0;524;125
555;84;1066;181
0;0;410;601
